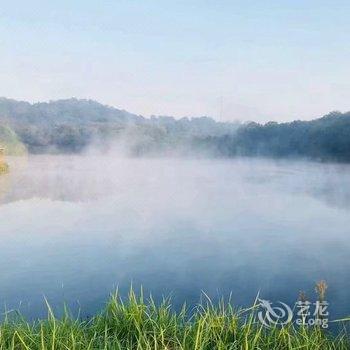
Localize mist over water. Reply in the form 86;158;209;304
1;155;350;320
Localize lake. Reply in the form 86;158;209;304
1;155;350;321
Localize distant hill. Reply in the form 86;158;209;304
0;97;238;136
0;97;349;162
0;98;142;125
0;98;239;154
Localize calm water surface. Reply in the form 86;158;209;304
1;155;350;320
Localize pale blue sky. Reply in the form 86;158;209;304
1;1;350;121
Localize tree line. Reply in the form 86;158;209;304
0;98;349;162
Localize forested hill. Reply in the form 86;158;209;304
0;97;349;162
205;111;350;162
0;125;26;155
0;98;238;154
0;97;143;125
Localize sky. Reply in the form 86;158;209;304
1;1;350;122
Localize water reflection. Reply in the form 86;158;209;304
0;156;350;321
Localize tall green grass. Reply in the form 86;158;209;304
0;288;349;349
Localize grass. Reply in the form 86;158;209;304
0;289;349;349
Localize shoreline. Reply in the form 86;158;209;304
1;290;349;349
